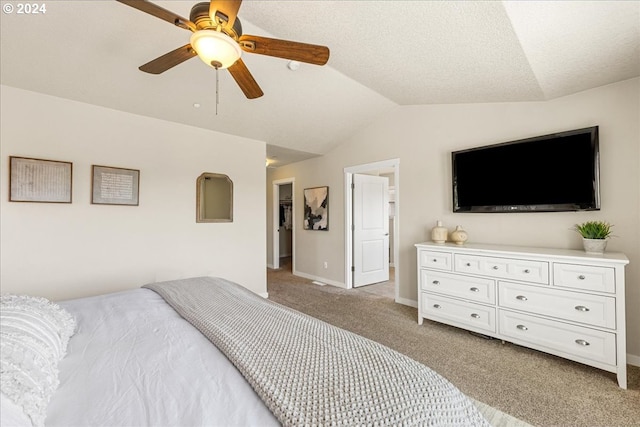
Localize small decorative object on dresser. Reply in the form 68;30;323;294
573;221;613;254
415;242;629;388
449;225;468;245
431;220;448;243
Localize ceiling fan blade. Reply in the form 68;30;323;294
227;59;264;99
116;0;195;31
139;44;197;74
209;0;242;29
239;35;329;65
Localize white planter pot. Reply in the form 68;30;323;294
582;238;608;254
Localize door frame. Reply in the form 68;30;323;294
344;159;399;299
272;177;295;271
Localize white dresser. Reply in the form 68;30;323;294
415;242;629;388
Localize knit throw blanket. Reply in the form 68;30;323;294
144;277;490;427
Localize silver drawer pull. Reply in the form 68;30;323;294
432;280;440;285
470;287;480;292
578;275;586;280
523;269;530;274
516;324;528;331
432;259;438;262
516;295;528;301
575;305;590;312
492;265;499;270
575;339;590;346
465;262;471;267
433;304;441;309
470;313;480;319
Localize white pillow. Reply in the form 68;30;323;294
0;295;76;426
1;392;32;427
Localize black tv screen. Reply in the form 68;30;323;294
452;126;600;213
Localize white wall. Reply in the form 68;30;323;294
1;86;267;300
267;77;640;359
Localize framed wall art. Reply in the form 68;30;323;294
91;165;140;206
9;156;73;203
303;186;328;231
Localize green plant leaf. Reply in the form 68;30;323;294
573;221;613;239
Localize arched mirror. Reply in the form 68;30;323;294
196;173;233;223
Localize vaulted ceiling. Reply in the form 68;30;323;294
1;1;638;166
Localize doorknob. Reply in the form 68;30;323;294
384;233;389;236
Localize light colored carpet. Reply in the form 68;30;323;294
268;261;639;427
471;398;533;427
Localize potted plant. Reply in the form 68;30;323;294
573;221;614;254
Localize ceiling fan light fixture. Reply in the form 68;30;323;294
190;29;241;69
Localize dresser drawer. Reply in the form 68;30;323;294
498;281;616;329
419;250;452;271
422;294;496;333
455;254;549;284
421;270;495;304
499;310;616;366
553;263;615;294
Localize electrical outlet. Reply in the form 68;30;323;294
323;261;328;269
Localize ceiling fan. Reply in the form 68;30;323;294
116;0;330;99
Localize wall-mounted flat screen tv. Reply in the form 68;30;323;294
452;126;600;213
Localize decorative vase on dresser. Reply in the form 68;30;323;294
431;220;448;244
449;225;468;245
415;241;629;388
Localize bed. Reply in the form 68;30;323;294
1;276;491;426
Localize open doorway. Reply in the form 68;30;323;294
272;178;295;272
344;159;399;301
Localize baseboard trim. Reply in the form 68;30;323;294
259;292;269;299
627;353;640;367
293;270;346;288
266;263;275;269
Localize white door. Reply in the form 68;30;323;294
353;174;389;287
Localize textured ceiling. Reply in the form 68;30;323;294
1;1;638;167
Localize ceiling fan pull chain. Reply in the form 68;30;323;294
211;61;223;115
215;64;219;115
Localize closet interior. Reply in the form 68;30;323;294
278;183;293;261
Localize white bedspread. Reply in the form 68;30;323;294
48;289;279;427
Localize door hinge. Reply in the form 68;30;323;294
352;224;355;231
351;183;355;189
351;266;355;272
